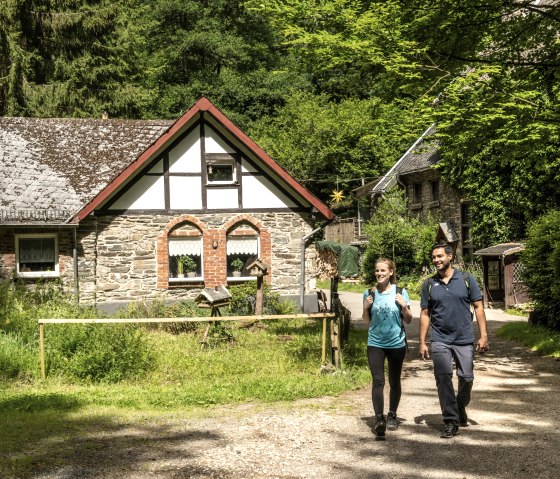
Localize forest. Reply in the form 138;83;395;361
1;0;559;246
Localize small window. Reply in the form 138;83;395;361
413;183;422;204
226;235;258;281
16;234;58;277
430;181;439;202
168;237;203;282
206;154;237;185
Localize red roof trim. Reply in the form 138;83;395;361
71;97;334;222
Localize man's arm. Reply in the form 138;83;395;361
419;308;430;360
473;300;489;353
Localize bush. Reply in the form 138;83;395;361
522;210;560;330
227;282;295;316
47;324;154;382
362;188;438;283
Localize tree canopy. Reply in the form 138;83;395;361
0;0;558;247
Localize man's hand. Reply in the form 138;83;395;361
476;336;489;355
419;343;429;360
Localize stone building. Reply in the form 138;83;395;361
370;124;474;262
0;97;334;311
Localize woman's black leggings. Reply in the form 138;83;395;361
367;345;407;416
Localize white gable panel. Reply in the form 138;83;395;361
110;176;165;210
205;126;235;154
242;175;297;209
241;158;258;173
169;176;202;209
169;129;201;173
207;188;238;209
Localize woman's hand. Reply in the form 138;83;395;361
395;293;407;309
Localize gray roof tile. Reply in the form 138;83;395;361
0;117;173;224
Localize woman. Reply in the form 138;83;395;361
362;258;412;439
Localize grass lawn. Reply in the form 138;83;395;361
496;321;560;358
0;319;371;478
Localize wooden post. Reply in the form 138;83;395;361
39;322;45;380
321;316;327;363
255;276;263;316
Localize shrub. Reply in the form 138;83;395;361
227;282;295;316
522;209;560;330
362;188;438;283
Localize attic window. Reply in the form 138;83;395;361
206;154;237;185
16;234;59;277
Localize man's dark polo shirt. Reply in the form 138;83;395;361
420;269;482;345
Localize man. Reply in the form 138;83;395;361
419;243;489;438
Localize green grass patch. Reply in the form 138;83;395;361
496;322;560;358
316;278;368;293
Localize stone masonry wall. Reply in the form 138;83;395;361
402;170;467;260
77;212;316;306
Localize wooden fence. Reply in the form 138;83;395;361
38;313;337;379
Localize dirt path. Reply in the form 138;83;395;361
34;297;560;479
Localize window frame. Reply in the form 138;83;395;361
168;236;204;283
15;233;59;278
205;154;238;186
412;183;423;204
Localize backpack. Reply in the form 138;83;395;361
368;285;408;350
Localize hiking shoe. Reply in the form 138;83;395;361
374;415;386;438
458;403;468;427
440;422;459;438
387;411;398;431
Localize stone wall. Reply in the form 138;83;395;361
402;169;468;260
77;212;317;306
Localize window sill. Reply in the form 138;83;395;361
227;276;257;282
427;200;440;208
409;203;422;210
18;272;59;279
169;277;204;283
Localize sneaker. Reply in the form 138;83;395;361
387;411;398;431
440;422;459;438
458;403;468;427
374;415;386;438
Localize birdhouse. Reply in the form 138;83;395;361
195;285;232;309
246;258;269;277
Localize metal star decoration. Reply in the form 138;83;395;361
330;189;345;203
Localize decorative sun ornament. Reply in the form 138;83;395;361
330;189;345;203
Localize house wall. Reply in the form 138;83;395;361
0;227;75;288
401;170;468;260
76;212;316;306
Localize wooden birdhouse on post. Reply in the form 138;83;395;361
246;258;269;315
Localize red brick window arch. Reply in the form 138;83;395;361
223;216;271;284
157;216;206;288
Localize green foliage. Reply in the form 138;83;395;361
46;324;154;382
177;255;197;274
362;188;437;283
226;282;295;316
230;258;244;272
497;322;560;359
522;210;560;330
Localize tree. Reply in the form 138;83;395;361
362;188;437;282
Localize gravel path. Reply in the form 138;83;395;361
33;296;560;479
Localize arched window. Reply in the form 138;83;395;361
226;223;259;281
168;223;203;283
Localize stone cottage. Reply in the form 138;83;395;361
370;124;474;262
0;97;334;311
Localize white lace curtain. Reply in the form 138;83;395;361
169;237;202;256
19;238;55;262
227;236;258;255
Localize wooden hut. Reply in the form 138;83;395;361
474;243;530;308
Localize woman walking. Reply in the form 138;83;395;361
362;258;412;439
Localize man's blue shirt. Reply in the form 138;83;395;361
420;269;482;345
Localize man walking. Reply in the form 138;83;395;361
419;243;489;438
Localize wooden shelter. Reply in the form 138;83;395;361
474;243;530;308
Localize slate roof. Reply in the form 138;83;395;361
371;124;439;195
474;243;525;257
0;117;173;224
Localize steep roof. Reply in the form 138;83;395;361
371;124;439;195
0;117;172;224
0;97;334;224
